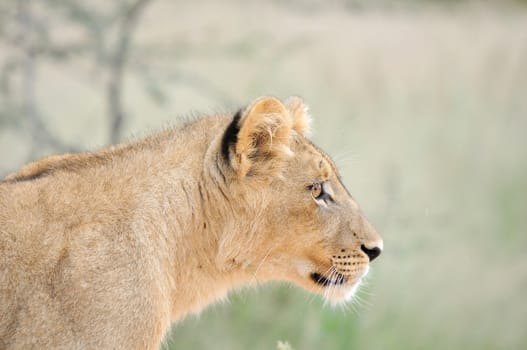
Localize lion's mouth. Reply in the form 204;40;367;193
310;272;347;287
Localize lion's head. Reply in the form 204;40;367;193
218;96;383;304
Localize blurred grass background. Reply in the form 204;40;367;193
1;0;527;349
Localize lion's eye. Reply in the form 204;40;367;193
309;182;333;206
311;182;323;199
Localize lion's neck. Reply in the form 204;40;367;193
162;180;253;322
136;128;256;322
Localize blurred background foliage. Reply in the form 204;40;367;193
1;0;527;349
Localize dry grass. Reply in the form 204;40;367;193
1;1;526;349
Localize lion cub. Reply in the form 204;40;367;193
0;96;382;349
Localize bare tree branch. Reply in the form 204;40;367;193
107;0;152;144
17;0;79;154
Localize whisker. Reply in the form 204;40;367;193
333;150;359;163
323;269;338;307
250;246;274;285
306;265;334;305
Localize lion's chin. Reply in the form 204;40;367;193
321;281;362;305
292;261;369;305
308;267;369;305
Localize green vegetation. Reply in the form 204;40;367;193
1;1;526;349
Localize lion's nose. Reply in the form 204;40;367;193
360;244;382;262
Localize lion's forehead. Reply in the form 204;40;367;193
293;136;340;180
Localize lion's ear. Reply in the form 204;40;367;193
227;96;294;180
285;96;312;137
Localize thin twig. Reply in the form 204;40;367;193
107;0;152;144
17;0;78;154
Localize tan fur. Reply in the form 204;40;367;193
0;96;382;349
286;96;312;137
